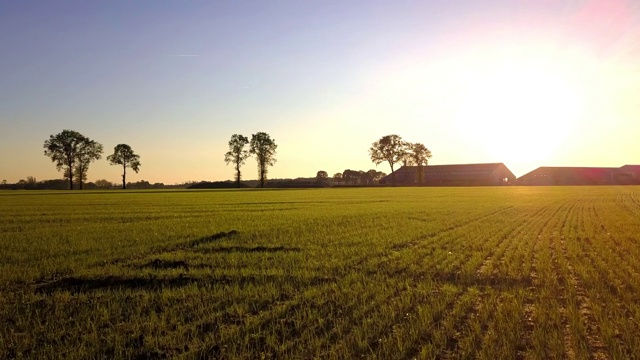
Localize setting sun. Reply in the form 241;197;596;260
455;58;585;164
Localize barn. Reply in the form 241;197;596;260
380;163;516;186
517;165;640;185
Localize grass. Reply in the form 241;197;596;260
1;186;640;359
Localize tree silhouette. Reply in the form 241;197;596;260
400;141;416;167
95;179;113;189
369;134;405;185
74;138;103;190
107;144;141;189
409;143;432;185
44;130;101;190
342;169;360;185
249;132;277;188
224;134;251;188
316;170;329;186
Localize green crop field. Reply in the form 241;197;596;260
2;187;640;359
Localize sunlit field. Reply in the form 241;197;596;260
2;187;640;359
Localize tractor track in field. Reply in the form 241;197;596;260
188;207;528;358
401;287;479;360
561;199;614;360
384;212;536;359
516;199;575;359
590;206;640;291
555;200;581;360
401;205;553;359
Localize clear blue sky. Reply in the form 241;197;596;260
2;0;639;184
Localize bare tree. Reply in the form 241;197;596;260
224;134;251;188
107;144;141;189
249;132;277;188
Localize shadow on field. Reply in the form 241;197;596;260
187;230;239;247
142;259;190;270
192;246;301;254
34;274;335;294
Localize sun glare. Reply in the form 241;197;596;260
456;63;585;164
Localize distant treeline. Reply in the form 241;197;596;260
2;169;387;191
0;178;179;191
187;169;387;189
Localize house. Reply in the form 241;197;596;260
517;165;640;185
380;163;516;186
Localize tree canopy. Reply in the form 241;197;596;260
409;143;432;185
43;130;102;190
249;132;277;188
74;138;103;190
224;134;251;188
107;144;141;189
369;134;405;185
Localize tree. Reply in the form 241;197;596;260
107;144;141;189
1;180;6;185
316;170;329;186
74;138;103;190
95;179;113;189
332;173;342;182
224;134;251;188
400;141;415;167
369;134;405;185
409;143;432;185
44;130;100;190
365;169;386;185
249;132;277;188
342;169;360;185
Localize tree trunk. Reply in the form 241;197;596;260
122;165;127;189
389;163;395;186
236;166;241;188
68;167;73;190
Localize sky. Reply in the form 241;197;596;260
1;0;640;184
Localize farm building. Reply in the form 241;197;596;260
517;165;640;185
380;163;516;186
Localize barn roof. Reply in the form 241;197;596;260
381;163;516;185
420;163;509;174
517;165;640;185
